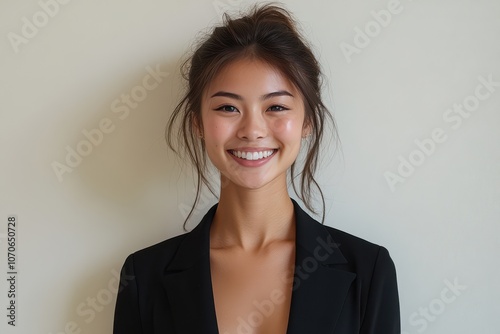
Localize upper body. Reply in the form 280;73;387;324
114;4;400;333
113;199;400;334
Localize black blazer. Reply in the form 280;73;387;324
113;200;400;333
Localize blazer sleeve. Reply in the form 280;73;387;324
113;254;143;334
359;246;401;334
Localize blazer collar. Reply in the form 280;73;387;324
161;199;355;334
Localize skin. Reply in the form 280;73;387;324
200;57;310;333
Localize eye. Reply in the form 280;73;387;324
215;105;238;113
267;105;288;112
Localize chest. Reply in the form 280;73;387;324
210;243;295;334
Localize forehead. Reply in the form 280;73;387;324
204;58;298;97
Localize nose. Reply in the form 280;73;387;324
237;110;267;140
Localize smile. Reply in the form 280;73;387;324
229;149;276;161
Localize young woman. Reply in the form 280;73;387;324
113;4;400;334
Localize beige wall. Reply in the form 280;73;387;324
1;0;499;333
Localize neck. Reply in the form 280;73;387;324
210;176;296;251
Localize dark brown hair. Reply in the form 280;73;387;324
166;4;337;229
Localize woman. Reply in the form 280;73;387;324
113;4;400;334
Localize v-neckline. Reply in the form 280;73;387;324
207;233;296;334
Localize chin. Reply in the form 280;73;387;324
230;178;269;190
224;172;286;191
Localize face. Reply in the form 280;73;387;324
200;58;309;191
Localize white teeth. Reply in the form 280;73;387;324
231;150;275;161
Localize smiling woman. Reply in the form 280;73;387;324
113;4;400;334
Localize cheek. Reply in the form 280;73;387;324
203;118;231;147
272;118;303;141
202;116;219;138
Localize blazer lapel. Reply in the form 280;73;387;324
161;204;219;334
287;200;356;334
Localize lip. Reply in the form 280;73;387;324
227;148;278;167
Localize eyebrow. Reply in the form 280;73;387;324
210;90;294;100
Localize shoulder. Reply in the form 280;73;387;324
322;223;397;283
120;232;189;276
119;203;217;275
136;232;188;260
326;224;392;261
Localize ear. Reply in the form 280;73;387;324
302;120;312;138
192;114;204;138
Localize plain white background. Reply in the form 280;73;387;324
1;0;499;333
